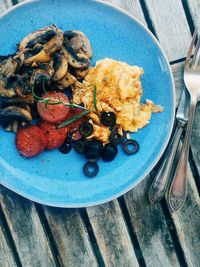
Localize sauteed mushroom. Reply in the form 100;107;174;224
19;25;60;51
0;24;93;134
62;38;90;69
65;30;92;58
24;32;64;66
52;53;68;81
30;63;54;85
58;72;77;89
0;93;34;104
0;105;32;132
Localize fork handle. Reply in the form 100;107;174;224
168;98;197;212
148;125;183;204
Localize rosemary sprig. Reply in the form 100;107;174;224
58;109;91;128
31;82;87;110
93;85;97;110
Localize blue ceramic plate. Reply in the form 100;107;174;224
0;0;175;207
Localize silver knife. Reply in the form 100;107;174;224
148;87;189;205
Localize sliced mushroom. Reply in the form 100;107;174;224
73;68;90;79
12;120;18;133
24;32;64;66
19;25;60;51
52;53;68;81
30;63;54;86
13;51;25;70
0;105;32;132
64;30;92;58
62;38;90;69
23;46;51;66
0;94;34;104
0;81;16;97
3;73;32;98
0;105;32;121
0;57;18;78
58;72;77;90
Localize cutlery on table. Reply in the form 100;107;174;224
148;87;189;205
167;29;200;212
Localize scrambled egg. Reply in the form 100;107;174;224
72;58;163;142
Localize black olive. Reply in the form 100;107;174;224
100;112;116;127
79;122;94;137
58;141;71;154
83;162;99;178
73;140;85;153
66;132;73;142
101;143;118;162
122;140;139;155
85;139;104;154
109;129;124;145
85;148;100;163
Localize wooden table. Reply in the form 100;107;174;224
0;1;200;266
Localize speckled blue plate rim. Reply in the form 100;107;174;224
0;0;175;208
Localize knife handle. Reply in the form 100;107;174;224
148;125;183;205
167;99;196;212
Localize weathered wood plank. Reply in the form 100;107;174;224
43;207;98;267
144;0;191;61
87;200;139;267
171;62;184;107
186;0;200;177
171;165;200;267
0;215;18;267
124;175;181;267
191;103;200;176
0;187;56;267
186;0;200;29
102;0;146;25
171;63;200;178
0;0;13;14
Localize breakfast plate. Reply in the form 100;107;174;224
0;0;175;207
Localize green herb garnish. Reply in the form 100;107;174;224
94;85;97;110
31;81;87;110
58;110;92;128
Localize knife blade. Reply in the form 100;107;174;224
176;86;189;126
149;87;189;204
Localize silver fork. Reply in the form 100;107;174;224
167;29;200;212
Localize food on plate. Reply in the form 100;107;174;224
123;140;139;155
0;24;92;133
37;91;70;123
15;125;47;157
73;58;163;142
38;121;68;150
0;25;163;177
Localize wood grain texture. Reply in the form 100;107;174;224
171;62;184;107
124;175;181;267
87;200;139;267
0;0;13;14
0;217;17;267
0;187;56;267
43;207;98;267
144;0;191;61
186;0;200;29
102;0;146;25
186;0;200;177
171;62;200;177
171;165;200;267
191;103;200;176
